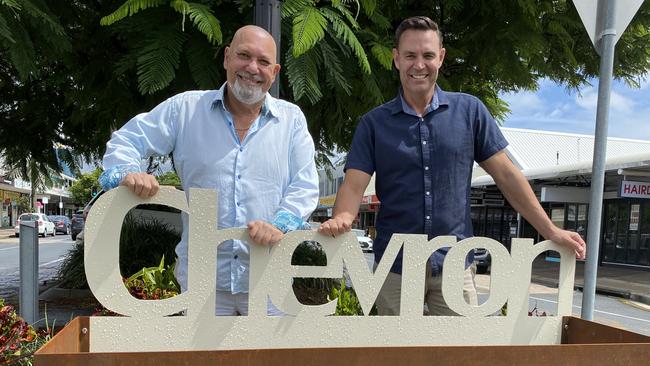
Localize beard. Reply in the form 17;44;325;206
228;72;267;105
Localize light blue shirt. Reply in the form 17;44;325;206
101;83;319;293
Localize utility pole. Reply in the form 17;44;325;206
254;0;282;98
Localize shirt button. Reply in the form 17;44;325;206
237;174;241;179
426;191;430;196
236;202;240;206
234;255;238;259
426;216;431;220
239;147;243;152
424;166;430;171
422;141;427;145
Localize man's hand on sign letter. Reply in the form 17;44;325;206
546;227;587;260
318;215;353;237
248;220;284;246
120;172;160;198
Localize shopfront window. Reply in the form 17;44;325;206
551;208;565;229
628;204;640;264
603;201;618;262
615;201;629;262
576;204;588;240
639;204;650;266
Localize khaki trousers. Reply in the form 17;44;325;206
375;263;478;315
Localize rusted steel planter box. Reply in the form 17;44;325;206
35;316;650;366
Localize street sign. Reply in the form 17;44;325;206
42;197;49;204
573;0;643;50
572;0;644;321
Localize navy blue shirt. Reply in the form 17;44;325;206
345;86;508;275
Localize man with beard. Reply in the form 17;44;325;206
319;16;586;315
99;25;319;316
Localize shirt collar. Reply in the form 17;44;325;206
391;84;448;116
211;82;279;118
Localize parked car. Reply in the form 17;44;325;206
14;213;56;237
351;229;373;253
48;215;72;235
474;248;491;274
71;212;85;241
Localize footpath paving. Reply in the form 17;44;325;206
531;256;650;305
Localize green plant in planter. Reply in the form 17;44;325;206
57;213;180;289
124;256;180;300
329;279;364;316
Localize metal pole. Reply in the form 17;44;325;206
19;221;39;324
254;0;282;97
581;0;617;321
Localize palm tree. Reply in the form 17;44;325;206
98;0;394;158
0;0;70;81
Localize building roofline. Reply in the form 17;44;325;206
472;150;650;187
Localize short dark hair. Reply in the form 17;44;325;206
394;16;443;48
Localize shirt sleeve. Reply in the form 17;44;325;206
472;99;509;163
99;97;179;190
344;115;375;175
271;109;319;232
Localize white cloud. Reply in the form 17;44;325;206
502;91;543;111
609;91;635;111
501;76;650;141
574;87;634;112
575;88;597;110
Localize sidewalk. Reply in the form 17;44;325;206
531;256;650;305
0;227;15;238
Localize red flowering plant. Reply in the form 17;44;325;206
0;299;51;366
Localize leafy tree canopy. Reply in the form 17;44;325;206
2;0;650;173
69;168;103;206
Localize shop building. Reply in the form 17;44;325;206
317;128;650;270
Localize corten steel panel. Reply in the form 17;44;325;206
36;317;89;354
562;316;650;344
35;316;650;366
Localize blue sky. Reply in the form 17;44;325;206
500;76;650;140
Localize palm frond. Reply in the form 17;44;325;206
5;16;36;80
136;28;189;94
281;0;314;18
336;0;360;20
370;41;393;70
358;0;376;16
320;8;371;74
100;0;167;26
19;0;66;37
359;69;384;106
330;1;359;28
0;0;21;10
183;2;222;44
292;5;327;57
0;12;14;43
285;47;322;104
318;41;351;94
367;10;390;30
186;36;222;89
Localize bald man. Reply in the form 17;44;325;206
100;25;319;315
